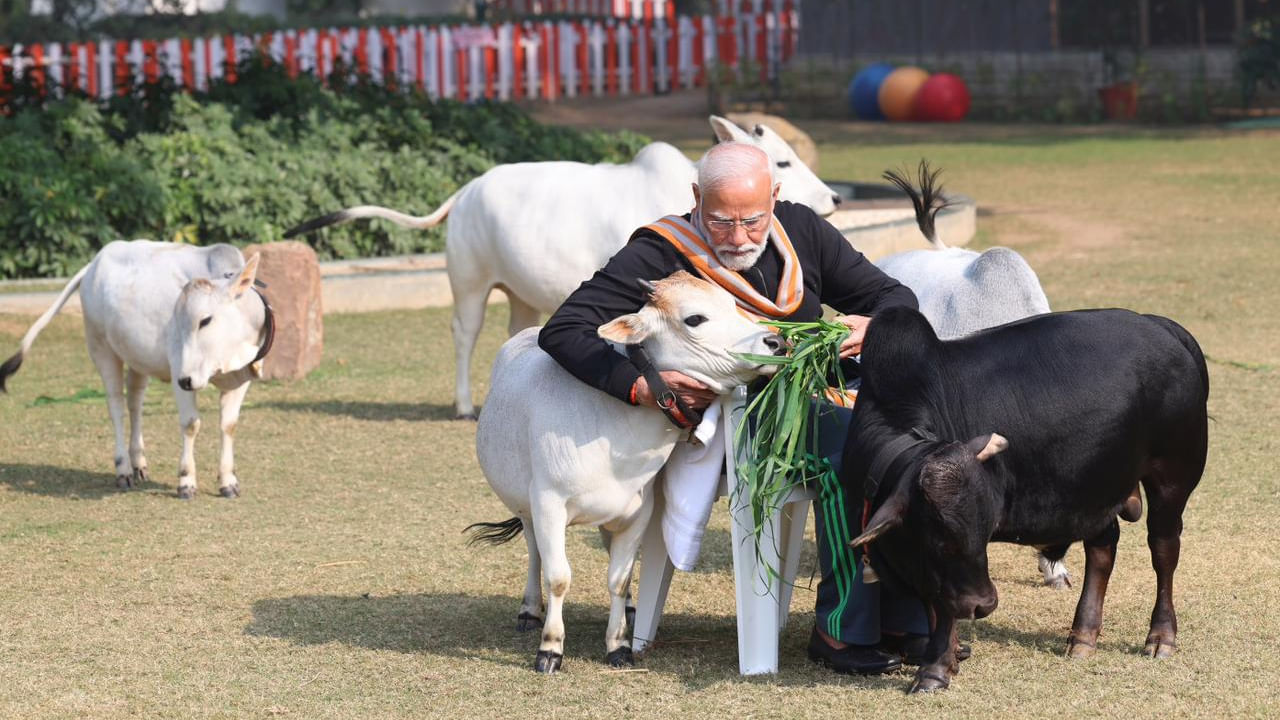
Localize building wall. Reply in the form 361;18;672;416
798;0;1055;60
781;46;1243;121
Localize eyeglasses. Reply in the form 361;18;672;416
705;213;770;234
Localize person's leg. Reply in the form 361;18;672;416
824;400;927;643
808;467;901;674
805;403;900;674
812;479;882;646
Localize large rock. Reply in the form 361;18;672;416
242;241;323;382
725;112;820;173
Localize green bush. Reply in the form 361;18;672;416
1239;16;1280;108
0;56;650;279
0;99;166;278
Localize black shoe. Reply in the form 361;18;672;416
807;627;902;675
881;633;972;666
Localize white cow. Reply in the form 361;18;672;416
467;271;782;673
0;241;273;499
284;115;839;419
875;163;1067;589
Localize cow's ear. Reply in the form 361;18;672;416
709;115;750;143
598;311;654;345
849;483;909;548
967;433;1008;462
231;254;260;299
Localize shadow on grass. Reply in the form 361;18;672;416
966;618;1073;654
245;592;912;690
259;400;459;422
0;463;170;499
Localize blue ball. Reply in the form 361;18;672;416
848;63;895;120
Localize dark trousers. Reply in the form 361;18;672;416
809;404;929;645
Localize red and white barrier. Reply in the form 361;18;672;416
0;9;798;108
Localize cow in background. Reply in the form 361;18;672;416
285;115;839;419
1;241;273;499
465;271;783;673
875;162;1069;589
848;305;1208;693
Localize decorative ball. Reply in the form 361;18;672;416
877;66;930;122
847;63;895;120
913;73;972;122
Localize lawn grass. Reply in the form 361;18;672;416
1;124;1278;718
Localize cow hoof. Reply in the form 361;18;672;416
454;412;478;421
219;484;241;499
177;486;196;500
1142;640;1176;659
116;474;133;491
534;650;563;674
605;647;634;668
516;612;544;632
132;467;149;486
908;671;951;694
625;605;636;630
1065;637;1096;660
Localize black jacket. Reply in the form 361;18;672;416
537;200;918;403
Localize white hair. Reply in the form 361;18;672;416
696;141;775;194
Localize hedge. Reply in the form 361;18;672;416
0;57;649;279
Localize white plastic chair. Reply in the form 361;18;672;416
631;386;816;675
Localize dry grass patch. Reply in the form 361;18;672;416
1;126;1278;718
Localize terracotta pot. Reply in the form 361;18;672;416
1098;81;1139;120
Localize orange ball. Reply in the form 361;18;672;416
877;66;930;121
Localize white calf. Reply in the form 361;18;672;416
877;163;1067;589
284;115;838;419
1;241;273;499
468;271;781;673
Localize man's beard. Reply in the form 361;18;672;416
714;241;767;271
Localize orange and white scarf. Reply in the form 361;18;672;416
643;213;804;320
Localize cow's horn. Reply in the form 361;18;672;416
636;278;658;296
849;490;907;548
972;433;1009;462
849;514;901;548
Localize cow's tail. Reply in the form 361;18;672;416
463;517;524;546
282;191;459;238
883;159;953;250
1;262;91;393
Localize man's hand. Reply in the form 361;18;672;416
834;314;872;359
633;371;716;410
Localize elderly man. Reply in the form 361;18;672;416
538;141;925;674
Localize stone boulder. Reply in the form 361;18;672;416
725;112;820;173
242;241;323;382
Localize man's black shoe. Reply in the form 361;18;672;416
880;633;972;665
807;627;903;675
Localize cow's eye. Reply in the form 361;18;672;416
776;160;791;168
684;314;707;328
198;317;212;329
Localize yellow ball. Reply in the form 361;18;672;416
878;66;931;121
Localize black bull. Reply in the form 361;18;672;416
844;306;1208;693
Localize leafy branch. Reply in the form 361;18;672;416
733;318;850;588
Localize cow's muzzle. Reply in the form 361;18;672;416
952;588;999;620
178;377;194;391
